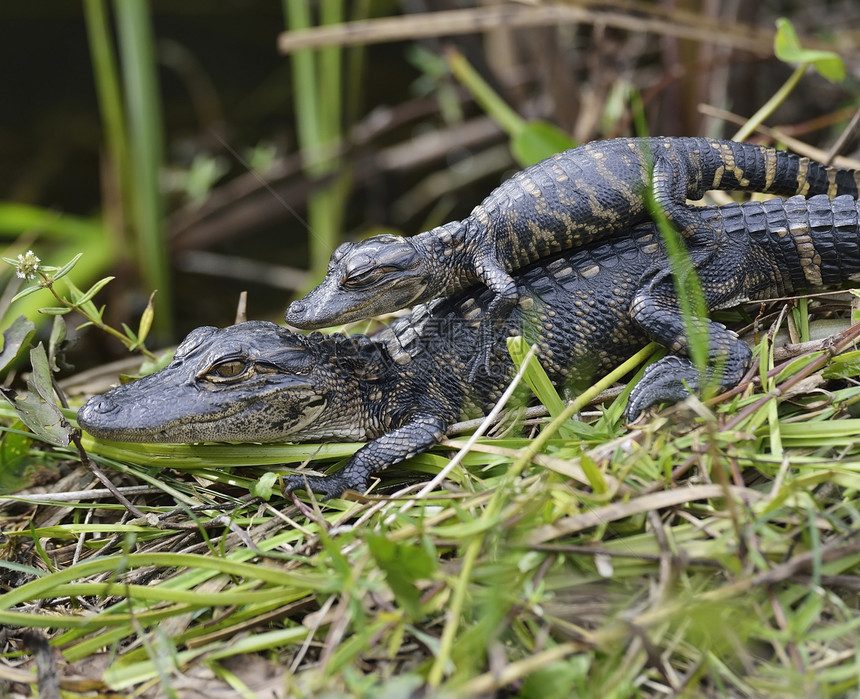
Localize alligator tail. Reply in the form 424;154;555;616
682;137;860;200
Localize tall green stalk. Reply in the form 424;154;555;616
283;0;350;281
114;0;170;339
82;0;127;263
83;0;171;339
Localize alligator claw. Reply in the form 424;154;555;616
626;356;700;420
284;472;367;501
626;350;750;421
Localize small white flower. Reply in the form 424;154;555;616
16;250;41;280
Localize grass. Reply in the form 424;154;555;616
2;300;860;696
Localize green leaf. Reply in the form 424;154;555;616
10;285;44;303
823;350;860;380
64;278;101;318
138;350;173;376
774;18;845;83
0;316;36;373
448;50;574;166
137;291;156;346
37;307;72;316
48;315;68;373
366;533;436;621
0;344;71;447
447;49;525;137
121;323;139;344
319;528;354;580
579;454;609;495
773;351;825;384
0;428;56;495
0;557;46;578
507;336;565;419
521;658;589;699
182;153;229;203
507;336;584;438
52;253;83;282
510;120;575;168
75;276;115;305
250;471;279;501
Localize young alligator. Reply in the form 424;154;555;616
79;194;860;499
286;137;860;338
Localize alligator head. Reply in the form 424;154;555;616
77;321;377;444
285;234;431;329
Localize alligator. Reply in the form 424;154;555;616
78;196;860;497
286;137;860;342
79;194;860;500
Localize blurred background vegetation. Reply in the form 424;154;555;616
1;0;858;370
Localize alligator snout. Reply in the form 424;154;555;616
77;389;172;442
285;300;306;322
285;298;334;329
80;394;119;416
77;394;121;431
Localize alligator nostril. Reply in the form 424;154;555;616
80;395;119;418
287;301;305;318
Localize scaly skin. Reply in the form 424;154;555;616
80;195;860;499
286;137;860;333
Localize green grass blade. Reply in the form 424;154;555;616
82;0;129;256
114;0;171;339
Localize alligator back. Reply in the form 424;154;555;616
475;137;860;269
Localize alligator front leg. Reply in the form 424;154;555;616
626;284;752;420
284;413;449;499
468;249;519;379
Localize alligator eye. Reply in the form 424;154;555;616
342;266;386;289
343;265;405;290
210;360;247;379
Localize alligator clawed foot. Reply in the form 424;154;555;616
284;473;367;501
626;356;702;421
